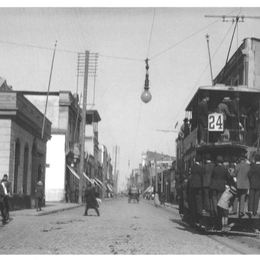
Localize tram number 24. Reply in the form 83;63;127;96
208;113;224;132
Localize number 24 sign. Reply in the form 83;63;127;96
208;113;224;132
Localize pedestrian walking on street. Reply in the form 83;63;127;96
1;174;11;222
35;181;44;211
84;182;100;216
154;193;160;207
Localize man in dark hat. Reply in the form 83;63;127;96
247;153;260;217
180;118;190;138
1;174;11;222
198;94;210;144
189;154;204;224
235;154;250;217
210;155;230;229
229;93;240;141
217;97;234;133
202;153;214;215
84;181;100;216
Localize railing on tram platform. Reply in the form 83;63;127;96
204;128;248;145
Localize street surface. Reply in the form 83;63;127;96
0;198;259;254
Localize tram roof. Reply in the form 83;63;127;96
186;84;260;111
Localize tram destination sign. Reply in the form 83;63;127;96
208;113;224;132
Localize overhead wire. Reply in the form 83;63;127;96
150;8;240;61
150;19;219;61
167;21;235;130
147;8;156;58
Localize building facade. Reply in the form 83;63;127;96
22;91;81;202
0;80;51;209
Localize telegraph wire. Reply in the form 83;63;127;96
166;21;235;131
150;8;240;61
147;8;156;58
0;38;143;62
150;19;219;60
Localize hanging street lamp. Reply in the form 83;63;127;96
141;58;152;103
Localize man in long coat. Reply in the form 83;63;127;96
198;94;209;144
84;182;100;216
202;153;214;215
0;182;7;223
1;174;11;221
210;155;230;229
247;153;260;217
189;154;204;224
235;155;250;217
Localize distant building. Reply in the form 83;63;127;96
100;144;114;198
0;79;51;209
141;151;174;192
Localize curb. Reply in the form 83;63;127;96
37;204;82;216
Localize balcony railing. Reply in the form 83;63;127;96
202;128;247;145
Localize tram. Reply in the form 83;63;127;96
176;84;260;235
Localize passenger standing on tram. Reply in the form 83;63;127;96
228;156;239;215
198;93;209;144
189;154;204;224
247;153;260;217
217;97;235;140
229;93;240;142
210;156;230;229
202;153;214;216
235;154;250;218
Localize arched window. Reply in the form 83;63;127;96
13;139;20;194
23;144;29;194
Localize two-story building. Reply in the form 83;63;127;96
0;79;51;209
20;91;81;202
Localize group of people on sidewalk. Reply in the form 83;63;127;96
188;152;260;230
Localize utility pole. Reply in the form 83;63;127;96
155;160;158;193
41;41;57;139
79;51;89;204
113;146;118;194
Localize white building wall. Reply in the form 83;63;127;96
45;134;66;201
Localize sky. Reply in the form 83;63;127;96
0;5;260;190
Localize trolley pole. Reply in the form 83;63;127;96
79;50;89;204
206;34;214;86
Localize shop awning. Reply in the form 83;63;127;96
106;184;113;192
95;178;106;189
144;185;153;193
67;165;80;180
83;172;93;183
93;179;104;189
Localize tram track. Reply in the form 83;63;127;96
207;234;260;254
144;199;260;254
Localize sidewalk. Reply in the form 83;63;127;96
10;197;114;217
10;202;82;217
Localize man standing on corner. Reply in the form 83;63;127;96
1;174;11;222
